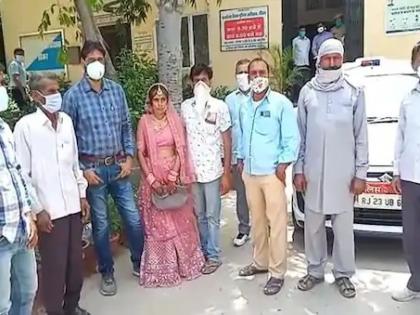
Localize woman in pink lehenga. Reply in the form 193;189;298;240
137;83;204;287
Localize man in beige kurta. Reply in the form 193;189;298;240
293;39;368;299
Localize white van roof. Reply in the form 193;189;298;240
344;57;415;77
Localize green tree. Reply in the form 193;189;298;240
39;0;221;109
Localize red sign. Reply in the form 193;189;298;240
224;18;265;41
365;182;398;195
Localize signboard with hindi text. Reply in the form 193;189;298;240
220;6;269;52
386;0;420;34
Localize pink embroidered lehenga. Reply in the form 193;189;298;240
137;98;204;288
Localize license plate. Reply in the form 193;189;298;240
354;194;401;210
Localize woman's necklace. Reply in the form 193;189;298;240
151;115;168;131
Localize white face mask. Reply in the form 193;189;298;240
251;77;269;94
236;73;250;92
317;27;325;34
0;86;9;112
16;55;25;63
41;92;62;113
86;61;105;81
193;81;211;107
317;68;343;83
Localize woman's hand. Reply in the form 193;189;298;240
152;181;165;196
167;180;177;195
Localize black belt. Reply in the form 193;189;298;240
79;153;126;166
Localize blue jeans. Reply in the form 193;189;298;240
87;164;144;275
192;178;222;262
0;235;37;315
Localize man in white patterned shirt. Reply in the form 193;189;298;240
181;64;232;275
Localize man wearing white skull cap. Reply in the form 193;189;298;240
293;38;369;298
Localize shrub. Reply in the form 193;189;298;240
0;97;35;129
211;85;233;100
262;45;310;101
115;49;158;129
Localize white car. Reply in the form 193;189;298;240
292;57;418;236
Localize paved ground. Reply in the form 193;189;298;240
80;192;419;315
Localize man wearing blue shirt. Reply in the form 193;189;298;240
225;59;251;247
236;58;300;296
62;41;144;297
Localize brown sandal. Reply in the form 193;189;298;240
336;277;356;299
201;260;222;275
238;264;268;277
264;277;284;295
297;274;324;291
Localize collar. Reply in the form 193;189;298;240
250;88;272;104
35;108;63;126
235;89;251;96
415;82;420;92
0;117;5;130
81;76;110;93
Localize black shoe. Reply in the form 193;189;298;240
65;306;91;315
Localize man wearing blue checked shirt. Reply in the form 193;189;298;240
63;41;144;297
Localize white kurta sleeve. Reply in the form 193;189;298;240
393;100;406;176
294;88;307;175
353;89;369;180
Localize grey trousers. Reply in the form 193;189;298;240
304;209;355;279
232;167;250;235
401;180;420;292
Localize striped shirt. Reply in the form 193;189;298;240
62;77;134;168
0;119;40;243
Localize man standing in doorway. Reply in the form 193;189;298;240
292;26;311;67
14;73;91;315
331;14;346;44
63;40;144;297
312;23;334;60
8;48;29;110
0;85;39;315
294;39;368;299
237;58;300;296
225;59;251;247
181;64;232;275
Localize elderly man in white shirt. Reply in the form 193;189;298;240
181;64;232;275
14;73;90;315
392;42;420;303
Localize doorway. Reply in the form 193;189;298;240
282;0;364;62
99;23;132;65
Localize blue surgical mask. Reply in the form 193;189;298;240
299;31;306;38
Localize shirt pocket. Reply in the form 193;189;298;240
254;111;277;136
59;133;76;167
204;111;218;135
